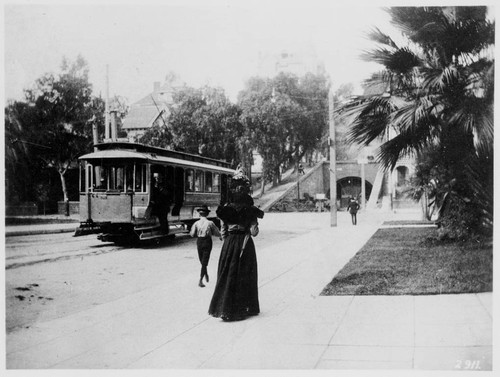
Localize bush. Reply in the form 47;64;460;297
437;195;485;241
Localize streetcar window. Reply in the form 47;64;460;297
186;169;194;192
194;170;203;192
94;166;107;191
213;173;220;193
125;165;133;192
87;165;93;191
166;166;174;185
110;167;116;190
80;163;86;192
221;174;229;204
135;164;147;192
205;171;213;192
109;166;125;191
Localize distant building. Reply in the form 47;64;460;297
121;82;169;140
122;75;184;140
355;88;416;211
257;46;326;77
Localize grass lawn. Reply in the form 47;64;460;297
321;227;493;296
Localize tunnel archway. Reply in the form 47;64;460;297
396;165;409;186
336;176;373;209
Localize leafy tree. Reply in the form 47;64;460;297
139;124;173;147
5;101;45;204
291;72;330;164
331;83;357;161
5;55;104;214
238;72;330;195
239;77;291;191
140;85;244;166
343;6;494;237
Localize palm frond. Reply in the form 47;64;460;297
366;27;398;48
344;96;396;146
421;64;460;93
377;116;434;170
447;98;493;156
388;48;422;74
463;58;494;89
361;71;391;95
388;7;445;41
360;47;394;64
463;151;493;231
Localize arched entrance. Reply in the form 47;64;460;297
396;166;409;186
336;176;373;209
395;166;410;199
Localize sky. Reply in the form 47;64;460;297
2;0;491;104
3;0;398;104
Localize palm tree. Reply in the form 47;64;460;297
343;6;494;236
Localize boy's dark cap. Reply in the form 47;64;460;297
196;205;210;214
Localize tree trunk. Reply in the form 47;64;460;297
275;165;281;185
260;167;266;197
420;192;429;221
59;170;70;216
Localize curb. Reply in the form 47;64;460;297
5;227;78;237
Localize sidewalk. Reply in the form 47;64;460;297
4;215;80;237
5;210;493;370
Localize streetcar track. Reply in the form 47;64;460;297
6;247;125;270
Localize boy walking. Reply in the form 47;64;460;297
190;205;221;287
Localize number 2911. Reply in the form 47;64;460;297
455;360;481;370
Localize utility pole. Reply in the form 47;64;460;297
297;164;300;202
329;88;337;227
359;159;366;210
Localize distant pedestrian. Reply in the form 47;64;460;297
347;197;360;225
190;205;221;287
298;163;305;175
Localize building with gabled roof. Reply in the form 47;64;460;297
121;82;170;141
122;73;185;140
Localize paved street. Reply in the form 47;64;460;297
5;211;493;371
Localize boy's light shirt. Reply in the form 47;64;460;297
190;217;221;238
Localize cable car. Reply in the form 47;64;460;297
75;142;234;243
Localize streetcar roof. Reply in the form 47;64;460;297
79;150;235;173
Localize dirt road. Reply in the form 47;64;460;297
5;213;323;332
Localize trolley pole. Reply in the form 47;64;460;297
105;64;110;141
92;119;98;151
329;88;337;227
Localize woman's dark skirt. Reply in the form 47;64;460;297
208;233;260;320
197;236;213;266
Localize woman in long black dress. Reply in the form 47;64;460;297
208;169;264;321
